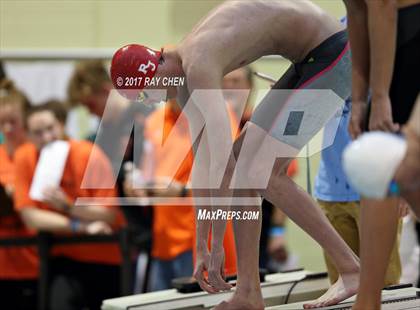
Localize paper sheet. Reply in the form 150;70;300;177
29;140;70;201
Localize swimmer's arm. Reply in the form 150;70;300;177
176;84;213;251
344;0;370;102
407;95;420;137
365;0;398;101
196;205;212;254
185;66;233;252
185;68;232;184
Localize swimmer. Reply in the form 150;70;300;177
344;95;420;215
343;0;420;309
111;1;358;309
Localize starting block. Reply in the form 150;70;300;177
270;286;420;310
102;270;329;310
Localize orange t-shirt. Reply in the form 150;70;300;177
14;140;124;265
146;105;195;260
146;103;237;276
0;145;38;279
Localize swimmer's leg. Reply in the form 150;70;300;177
213;62;302;310
257;157;359;309
395;96;420;213
352;198;400;310
213;127;265;310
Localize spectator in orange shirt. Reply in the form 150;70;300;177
125;99;238;291
0;79;38;310
14;102;124;310
68;60;154;247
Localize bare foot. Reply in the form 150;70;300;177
303;272;359;309
213;291;264;310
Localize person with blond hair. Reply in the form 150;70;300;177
0;79;38;309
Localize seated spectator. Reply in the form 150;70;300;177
0;79;38;310
68;60;153;247
13;102;125;310
68;60;152;175
43;99;69;136
125;99;238;291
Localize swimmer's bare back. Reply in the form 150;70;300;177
177;0;343;76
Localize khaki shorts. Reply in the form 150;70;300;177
318;200;401;286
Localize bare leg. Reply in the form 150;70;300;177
319;201;361;285
405;95;420;137
353;98;420;309
352;198;399;310
214;202;264;310
214;127;265;310
218;123;359;309
395;96;420;213
260;171;359;309
395;126;420;214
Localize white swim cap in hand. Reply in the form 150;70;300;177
343;132;407;199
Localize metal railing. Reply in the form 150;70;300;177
0;228;150;310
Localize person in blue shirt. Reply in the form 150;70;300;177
314;99;402;286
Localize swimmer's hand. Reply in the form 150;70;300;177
349;100;369;139
208;247;232;292
369;95;399;133
193;246;232;293
193;247;218;293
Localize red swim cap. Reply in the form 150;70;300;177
110;44;161;100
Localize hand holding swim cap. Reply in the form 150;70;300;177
343;132;407;199
110;44;161;100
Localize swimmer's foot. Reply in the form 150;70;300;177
303;271;359;309
213;289;264;310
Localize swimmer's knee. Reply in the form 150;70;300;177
263;173;291;198
248;160;276;189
